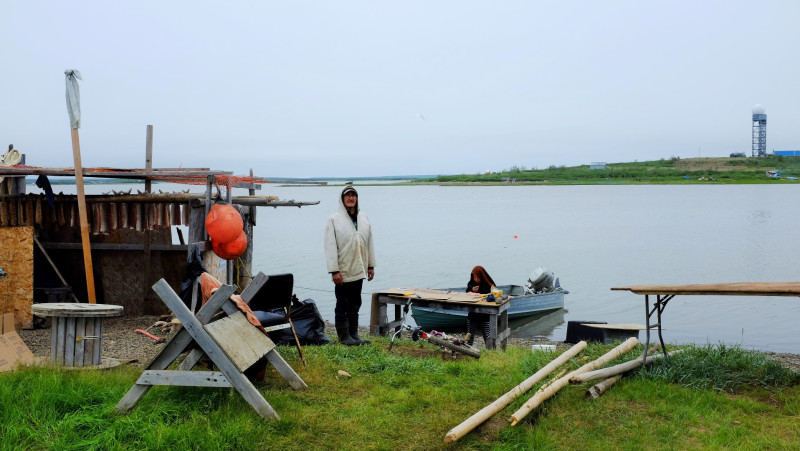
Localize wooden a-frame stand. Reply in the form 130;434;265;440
115;272;307;420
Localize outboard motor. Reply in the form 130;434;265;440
527;266;555;293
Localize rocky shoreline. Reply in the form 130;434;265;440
16;315;800;372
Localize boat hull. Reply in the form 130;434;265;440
410;287;565;331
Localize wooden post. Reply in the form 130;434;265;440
509;337;639;426
570;349;682;384
444;341;587;444
142;125;154;306
586;375;622;399
226;184;233;285
71;128;96;303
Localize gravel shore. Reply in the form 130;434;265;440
16;315;800;372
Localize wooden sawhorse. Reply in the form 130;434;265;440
115;272;307;420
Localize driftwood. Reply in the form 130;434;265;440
509;337;639;426
570;349;682;384
443;341;588;444
586;375;622;399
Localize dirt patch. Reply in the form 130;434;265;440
672;157;748;172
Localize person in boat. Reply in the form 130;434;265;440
465;265;496;347
324;185;376;346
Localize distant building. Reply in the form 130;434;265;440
590;162;607;170
774;150;800;157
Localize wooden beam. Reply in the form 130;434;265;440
40;242;189;251
70;127;96;303
142;125;154;311
0;167;233;178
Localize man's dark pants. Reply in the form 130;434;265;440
334;279;364;325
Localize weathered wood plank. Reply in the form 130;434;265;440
264;350;308;391
74;316;86;367
64;318;76;367
137;370;232;388
93;317;103;365
83;317;96;366
611;281;800;297
55;317;66;364
176;272;269;371
204;312;275;372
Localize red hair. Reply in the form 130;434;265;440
471;266;496;287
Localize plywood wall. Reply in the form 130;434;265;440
0;227;34;329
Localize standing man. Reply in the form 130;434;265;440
324;186;376;346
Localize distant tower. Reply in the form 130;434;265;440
752;105;767;157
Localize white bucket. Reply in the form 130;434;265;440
531;344;556;352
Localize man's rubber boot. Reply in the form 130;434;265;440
336;320;360;346
349;321;371;345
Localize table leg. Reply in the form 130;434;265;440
499;309;508;350
376;303;388;335
486;313;498;350
642;295;651;365
655;295;673;358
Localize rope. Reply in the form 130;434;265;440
294;285;379;296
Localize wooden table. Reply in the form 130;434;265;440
370;288;511;350
31;303;123;367
611;282;800;361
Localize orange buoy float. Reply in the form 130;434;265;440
211;231;247;260
205;200;243;244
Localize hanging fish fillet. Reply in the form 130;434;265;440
24;198;33;226
91;203;101;235
159;203;169;227
182;203;190;225
145;203;154;230
17;198;24;226
99;203;109;234
120;202;129;229
35;197;42;225
57;199;66;226
135;203;144;232
170;202;181;226
0;200;7;226
70;202;78;228
109;203;118;231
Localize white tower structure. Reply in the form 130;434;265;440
752;105;767;157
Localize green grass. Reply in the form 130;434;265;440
1;340;798;450
422;156;800;185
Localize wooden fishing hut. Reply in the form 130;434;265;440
0;155;318;329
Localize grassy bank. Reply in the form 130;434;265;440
1;340;799;450
424;156;800;185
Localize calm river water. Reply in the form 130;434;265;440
68;182;800;353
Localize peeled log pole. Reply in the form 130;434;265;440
444;341;588;444
570;349;682;384
509;337;639;426
586;375;622;399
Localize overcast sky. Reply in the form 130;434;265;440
3;1;799;178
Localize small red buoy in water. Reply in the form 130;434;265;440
514;235;518;239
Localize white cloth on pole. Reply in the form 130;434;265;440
0;147;22;184
65;69;82;129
